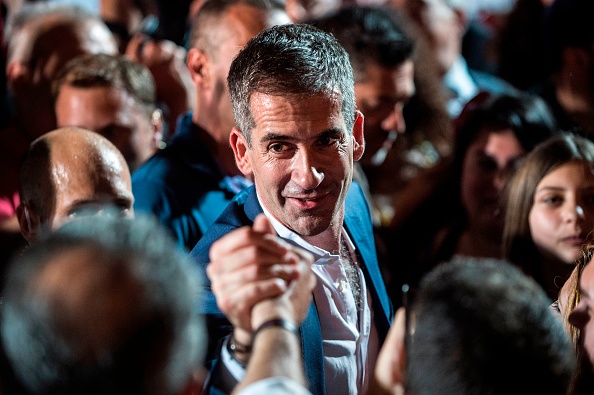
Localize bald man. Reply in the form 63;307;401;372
17;127;134;244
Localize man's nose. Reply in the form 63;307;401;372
292;150;324;190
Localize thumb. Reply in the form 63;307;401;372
252;213;275;235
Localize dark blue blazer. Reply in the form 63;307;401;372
190;182;393;395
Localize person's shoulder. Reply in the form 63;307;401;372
347;181;365;199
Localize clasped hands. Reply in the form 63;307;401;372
207;214;316;359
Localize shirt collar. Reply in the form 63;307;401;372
256;192;355;265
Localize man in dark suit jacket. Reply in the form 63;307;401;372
190;23;393;395
131;0;291;252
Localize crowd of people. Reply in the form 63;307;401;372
1;0;594;394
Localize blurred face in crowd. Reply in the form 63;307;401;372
355;60;415;167
6;16;117;139
461;128;524;239
55;84;162;172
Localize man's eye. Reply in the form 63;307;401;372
269;143;286;153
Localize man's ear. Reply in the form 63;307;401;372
16;204;40;244
352;110;365;161
186;48;210;88
229;127;253;176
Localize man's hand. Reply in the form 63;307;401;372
251;239;316;330
207;214;310;342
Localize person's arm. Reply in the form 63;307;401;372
230;215;316;394
207;214;313;392
236;323;305;392
367;307;407;395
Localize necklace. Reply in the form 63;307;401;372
340;238;362;312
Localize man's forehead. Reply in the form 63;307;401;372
249;91;346;130
249;91;343;110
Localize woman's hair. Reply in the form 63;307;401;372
388;90;559;285
503;133;594;279
434;90;558;230
565;244;594;395
561;244;594;349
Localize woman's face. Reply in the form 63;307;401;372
460;128;525;239
529;160;594;265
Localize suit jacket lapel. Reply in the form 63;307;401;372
244;186;263;223
344;185;393;335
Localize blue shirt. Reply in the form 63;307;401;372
132;113;251;252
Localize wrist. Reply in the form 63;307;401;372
251;318;300;344
227;332;251;366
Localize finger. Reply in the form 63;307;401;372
208;239;300;279
252;213;276;235
211;261;300;296
210;226;289;261
208;245;300;288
